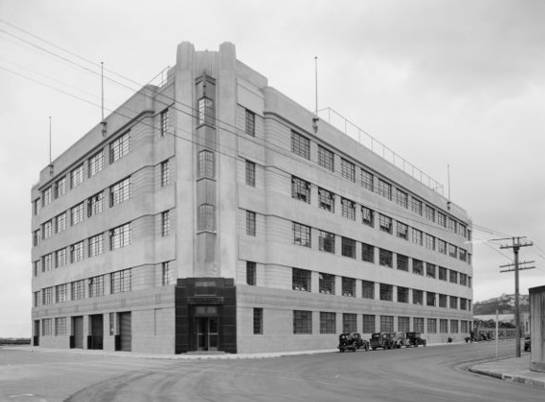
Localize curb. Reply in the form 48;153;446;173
468;367;545;389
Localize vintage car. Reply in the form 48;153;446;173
338;332;370;352
392;332;410;348
369;332;395;350
406;332;427;347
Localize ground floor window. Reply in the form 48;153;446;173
253;308;263;335
461;320;468;333
363;314;375;333
380;315;394;333
450;320;459;333
55;317;67;336
398;316;410;332
320;312;336;334
293;310;312;334
343;313;357;333
427;318;437;334
414;317;425;333
440;319;448;333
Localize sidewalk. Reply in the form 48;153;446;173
470;354;545;389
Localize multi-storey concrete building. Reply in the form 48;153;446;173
30;42;473;354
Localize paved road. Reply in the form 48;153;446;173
1;342;543;402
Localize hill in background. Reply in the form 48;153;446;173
473;293;529;315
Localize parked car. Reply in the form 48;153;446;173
392;332;410;348
406;332;427;347
369;332;395;350
338;333;370;352
524;336;531;352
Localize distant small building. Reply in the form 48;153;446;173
529;285;545;372
473;312;530;335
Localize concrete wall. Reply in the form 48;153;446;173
530;285;545;372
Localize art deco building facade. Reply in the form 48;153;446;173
31;42;473;354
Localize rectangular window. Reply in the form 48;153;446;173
42;287;53;305
360;169;374;191
42;319;53;336
439;294;447;308
396;221;409;240
412;259;423;275
395;189;408;208
71;280;85;300
343;313;357;333
342;277;355;297
162;261;173;286
161;210;170;237
378;214;393;234
341;237;356;258
318;145;334;172
42;220;53;239
397;286;409;303
110;223;131;250
42;253;53;272
377;179;392;200
198;97;215;126
379;283;393;301
362;280;375;299
87;192;104;217
397;254;409;271
291;131;310;159
398;316;410;332
380;315;394;333
110;132;130;163
110;177;130;207
427;318;437;334
88;233;104;257
318;230;335;253
33;198;40;215
110;269;132;293
70;164;84;188
318;188;335;213
438;267;447;281
70;241;84;263
292;268;311;292
450;320;459;333
319;273;335;295
88;275;105;297
55;317;67;336
246;261;256;286
245;109;255;136
246;210;256;236
448;218;457;233
291;176;311;203
449;270;458;284
411;228;423;246
245;160;256;187
460;298;467;310
450;296;458;309
160;108;168;136
437;239;447;254
55;213;66;234
161;159;170;187
379;249;393;268
253;308;263;334
71;202;84;225
437;211;447;227
459;273;467;286
411;197;423;215
56;177;66;198
424;234;435;250
341;158;355;182
461;320;468;333
293;222;311;247
88;150;104;177
198;150;215;178
341;198;355;220
361;243;374;263
55;248;66;268
293;310;312;334
426;292;436;307
320;312;336;334
361;206;374;227
424;205;435;222
412;289;423;305
33;229;40;247
197;204;215;232
33;291;40;307
440;319;448;333
414;317;425;333
426;263;436;278
42;186;52;207
363;314;375;333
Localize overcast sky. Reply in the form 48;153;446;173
1;0;544;337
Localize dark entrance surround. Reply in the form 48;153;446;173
88;314;104;350
175;278;236;353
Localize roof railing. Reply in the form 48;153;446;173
317;107;444;195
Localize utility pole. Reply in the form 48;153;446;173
495;236;534;357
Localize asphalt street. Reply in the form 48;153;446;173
1;342;543;402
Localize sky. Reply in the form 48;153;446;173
0;0;544;337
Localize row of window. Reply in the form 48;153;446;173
251;309;470;335
34;131;133;214
289;175;472;265
33;159;170;247
287;267;471;309
289;221;471;288
290;131;471;240
34;262;174;307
